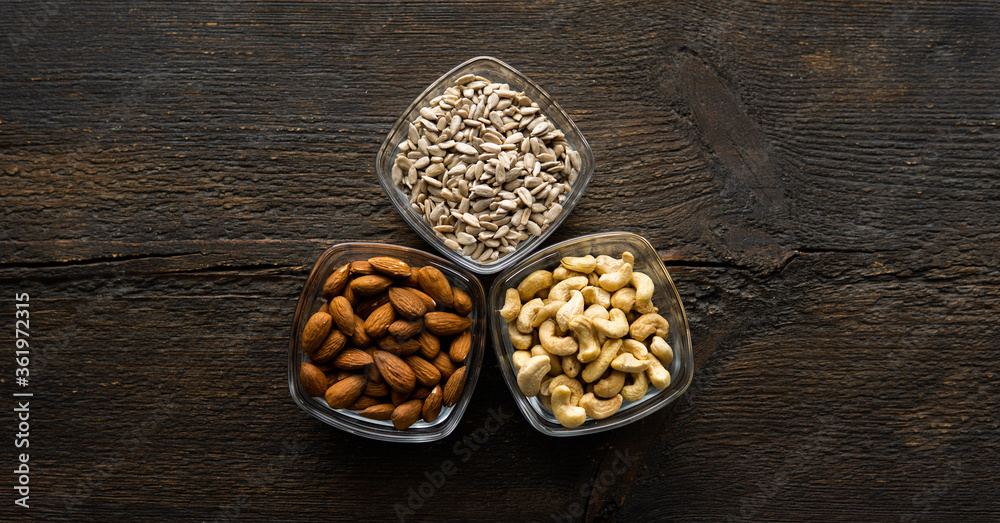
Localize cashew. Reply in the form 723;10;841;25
548;276;588;302
531;344;563;376
516;355;551;396
646;354;671;390
549;375;584;405
499;288;521;322
551;385;587;428
562;355;582;378
568;315;600;363
511;350;532;372
556;290;585;331
622;339;649;359
631;271;657;314
593;255;618;275
610;287;636;314
592;308;629;338
538;375;554;397
517;269;553;302
561;255;597;274
531;299;566;329
517;298;544;334
611;352;650;373
581;338;623;383
597;257;633;292
579;392;623;419
594;370;626;398
553;266;585;281
508;321;533;351
580;286;611;309
630;313;670;341
650;335;673;365
539;319;578;356
583;304;609;321
586;271;600;287
621;371;649;402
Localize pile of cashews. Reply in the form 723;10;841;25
499;252;673;428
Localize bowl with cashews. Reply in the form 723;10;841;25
489;231;693;435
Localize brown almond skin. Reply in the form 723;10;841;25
388;318;423;339
350;314;372;348
368;256;412;279
342;283;358;305
347;395;381;411
424;311;474;336
356;292;391;319
363;302;396;338
373;350;416;394
328;296;355;336
391;388;409;406
322;263;351;300
422;385;443;423
399;269;422;289
363;380;391;397
449;329;472;364
391;399;424;430
377;336;421;356
350;274;394;296
409;288;438;311
417;331;441;359
325;374;367;409
310;329;347;363
406;355;442;388
442;366;466;407
452;288;473;316
417;266;454;308
431;351;457;381
299;362;329;397
410;386;432;400
388;287;427;319
359;403;395;421
331;348;373;370
302;311;333;353
350;260;375;275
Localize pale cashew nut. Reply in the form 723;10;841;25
597;257;633;292
551;385;587;428
593;255;618;275
561;255;597;274
549;374;584;405
581;338;623;383
611;352;650;373
538;319;578;356
630;313;670;341
580;286;611;309
568;315;600;363
538;375;555;397
592;308;629;338
562;355;582;378
579;392;623;419
553;266;585;281
511;350;532;372
508;321;533;351
517;269;553;302
621;371;649;402
499;288;521;322
622;252;634;265
594;370;626;398
532;300;566;329
631;271;657;314
583;304;609;321
516;355;551;396
646;354;671;390
586;272;600;287
517;298;544;334
650;335;674;365
610;287;636;314
548;276;588;302
531;344;563;376
555;290;585;331
621;339;649;359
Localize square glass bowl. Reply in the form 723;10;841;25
489;232;693;436
288;242;486;442
375;56;595;275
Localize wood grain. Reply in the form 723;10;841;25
1;0;998;521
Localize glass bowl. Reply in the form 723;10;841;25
375;56;595;275
488;232;693;436
288;242;486;442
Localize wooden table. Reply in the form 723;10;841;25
2;1;998;521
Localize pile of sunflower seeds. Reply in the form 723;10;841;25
392;74;582;264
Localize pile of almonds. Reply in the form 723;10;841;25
299;256;473;430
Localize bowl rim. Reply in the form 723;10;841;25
488;231;694;436
374;55;595;275
288;241;487;443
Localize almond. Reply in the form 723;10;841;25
347;395;381;411
376;336;421;356
422;385;443;423
350;274;393;296
325;374;367;409
410;386;432;400
400;269;422;289
373;350;416;394
322;263;351;300
409;287;438;311
309;329;347;363
387;287;427;319
391;399;424;430
368;256;412;279
417;266;454;308
342;282;358;305
431;351;457;381
349;314;372;348
302;311;333;353
417;330;441;359
452;288;473;316
328;296;355;336
299;362;329;397
356;292;390;319
359;403;395;421
350;260;375;275
363;302;396;338
442;365;466;407
363;380;390;397
331;348;373;370
424;311;474;336
449;329;472;364
391;388;409;406
406;355;442;388
388;318;423;339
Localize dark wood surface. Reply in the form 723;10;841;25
2;1;999;521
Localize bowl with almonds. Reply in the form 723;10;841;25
289;242;486;442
